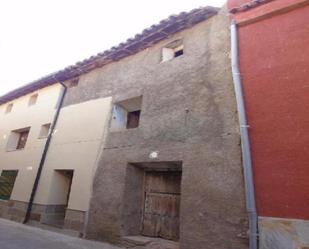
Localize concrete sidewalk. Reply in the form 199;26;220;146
0;218;122;249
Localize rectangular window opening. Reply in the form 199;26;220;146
28;93;38;106
39;123;51;138
127;110;141;129
110;96;142;131
174;46;184;57
162;39;184;62
5;103;13;114
0;170;18;200
6;127;30;151
67;78;79;88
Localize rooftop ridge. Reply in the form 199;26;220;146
229;0;275;14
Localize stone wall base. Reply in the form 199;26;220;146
64;209;86;232
0;200;85;233
259;217;309;249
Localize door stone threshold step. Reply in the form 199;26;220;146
122;236;179;249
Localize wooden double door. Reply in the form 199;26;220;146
142;171;181;241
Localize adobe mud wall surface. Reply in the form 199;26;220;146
63;8;248;249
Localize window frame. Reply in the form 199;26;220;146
6;127;31;151
16;130;30;150
110;96;143;132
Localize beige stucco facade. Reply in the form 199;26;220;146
35;96;112;211
0;83;112;231
0;84;62;203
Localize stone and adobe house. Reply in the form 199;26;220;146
228;0;309;248
0;5;249;249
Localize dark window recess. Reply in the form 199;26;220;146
67;78;79;88
0;170;18;200
174;49;183;57
17;130;30;150
162;39;184;62
127;110;141;129
5;103;13;114
28;94;38;106
38;123;51;138
110;96;143;131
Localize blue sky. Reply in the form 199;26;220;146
0;0;226;96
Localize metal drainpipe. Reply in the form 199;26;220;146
230;21;258;249
23;80;67;224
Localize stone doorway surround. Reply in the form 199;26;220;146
121;162;182;247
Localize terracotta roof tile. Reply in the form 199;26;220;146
229;0;274;14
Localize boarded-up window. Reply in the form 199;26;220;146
0;170;18;200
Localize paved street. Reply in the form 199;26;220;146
0;218;122;249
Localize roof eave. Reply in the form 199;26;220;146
0;6;219;105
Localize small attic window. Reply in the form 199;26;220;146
67;78;79;88
174;45;184;57
162;39;184;62
5;103;13;114
28;93;38;106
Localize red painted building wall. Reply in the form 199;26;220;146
228;0;309;219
